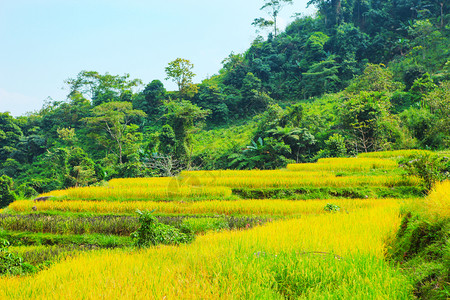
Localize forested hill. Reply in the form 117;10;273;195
0;0;449;201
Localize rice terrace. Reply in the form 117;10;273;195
0;150;448;299
1;0;449;299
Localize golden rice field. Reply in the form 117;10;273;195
1;155;433;298
9;198;405;216
357;149;432;159
408;180;450;220
287;157;398;171
0;203;413;299
34;156;420;202
40;174;417;201
41;185;233;201
180;174;418;189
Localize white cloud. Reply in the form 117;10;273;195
0;88;43;117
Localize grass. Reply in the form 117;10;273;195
8;198;405;216
0;204;413;299
30;156;420;202
357;149;433;159
387;180;450;299
287;157;398;171
41;185;233;201
0;154;433;298
0;230;132;248
0;213;268;235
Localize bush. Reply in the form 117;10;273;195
389;212;449;299
400;153;449;191
0;175;16;208
323;203;341;213
0;239;34;276
131;210;194;248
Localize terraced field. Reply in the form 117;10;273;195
0;150;441;299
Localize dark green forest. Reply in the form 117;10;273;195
1;0;449;204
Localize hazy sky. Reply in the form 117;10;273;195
0;0;315;116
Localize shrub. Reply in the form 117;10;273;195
323;203;341;213
0;175;16;209
400;153;449;191
131;210;194;248
0;239;34;276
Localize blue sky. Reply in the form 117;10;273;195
0;0;315;116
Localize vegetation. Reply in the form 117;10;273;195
0;0;449;297
388;181;450;299
0;0;448;195
131;210;194;247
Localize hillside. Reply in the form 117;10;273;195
0;0;449;201
0;152;448;298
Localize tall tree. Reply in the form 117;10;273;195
133;80;166;118
82;102;146;164
165;58;197;99
65;71;142;106
164;100;210;164
252;0;294;37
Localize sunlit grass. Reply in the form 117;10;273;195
287;157;398;171
9;198;405;216
40;185;232;201
357;149;432;159
0;204;412;299
409;180;450;220
31;157;418;201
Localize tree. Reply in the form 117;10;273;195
424;81;450;145
193;84;230;124
267;126;317;162
164;100;210;164
345;64;404;94
82;102;146;164
241;72;272;114
65;71;142;106
340;91;401;152
307;0;344;26
252;0;294;37
298;32;330;70
229;137;293;169
158;125;176;155
133;80;166;118
64;147;97;188
0;113;23;163
165;58;197;99
0;175;16;208
302;55;340;98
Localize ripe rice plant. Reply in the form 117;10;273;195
180;169;332;179
287;157;398;172
41;185;232;201
0;205;412;299
108;177;174;188
0;214;139;236
27;156;418;204
187;174;420;189
358;149;432;159
419;180;450;219
0;214;266;236
9;198;403;216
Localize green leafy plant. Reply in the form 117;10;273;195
323;203;341;213
131;210;194;248
400;153;449;191
0;239;33;276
